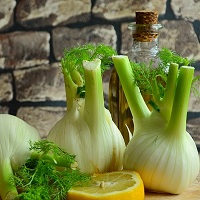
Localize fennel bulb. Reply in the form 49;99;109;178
47;44;125;174
112;55;200;194
0;114;40;200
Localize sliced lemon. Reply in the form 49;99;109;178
67;170;144;200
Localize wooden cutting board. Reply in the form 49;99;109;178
145;173;200;200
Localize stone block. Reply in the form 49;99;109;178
52;25;117;60
0;0;16;30
0;73;13;102
0;31;50;69
16;0;91;28
171;0;200;22
92;0;167;20
14;63;65;102
159;20;200;62
17;106;66;138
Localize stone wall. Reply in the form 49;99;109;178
0;0;200;145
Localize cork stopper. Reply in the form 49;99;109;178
135;11;158;25
132;11;160;42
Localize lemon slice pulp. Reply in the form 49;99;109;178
68;170;144;200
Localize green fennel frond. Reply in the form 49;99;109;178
159;48;193;67
29;140;76;167
131;60;167;97
13;140;91;200
61;43;117;98
131;47;196;96
130;48;197;111
61;43;117;76
192;75;200;97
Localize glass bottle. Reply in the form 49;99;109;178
109;11;162;144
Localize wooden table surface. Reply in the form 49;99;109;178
145;173;200;199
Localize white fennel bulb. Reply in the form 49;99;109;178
112;55;200;194
47;45;125;174
0;114;40;200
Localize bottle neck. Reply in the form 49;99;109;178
127;23;162;61
131;37;160;57
127;37;160;67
